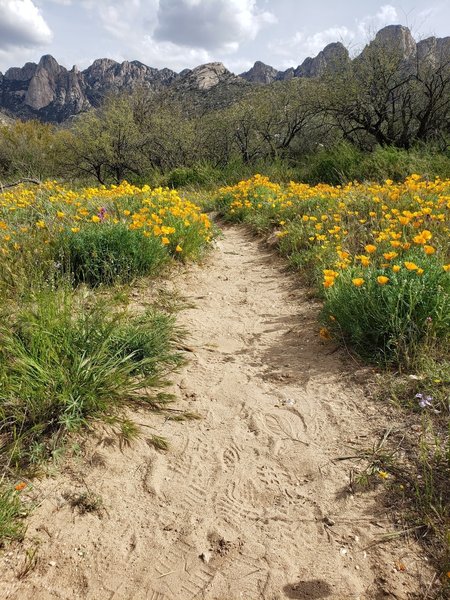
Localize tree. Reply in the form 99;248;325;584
319;33;450;149
62;94;148;184
0;120;59;180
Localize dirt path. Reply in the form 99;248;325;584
1;226;433;600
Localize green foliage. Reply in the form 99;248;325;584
165;164;222;188
300;142;364;185
0;287;181;468
63;95;147;185
297;143;450;185
0;120;61;180
110;309;184;376
322;257;450;366
54;223;169;286
0;487;25;545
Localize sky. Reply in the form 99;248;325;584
0;0;449;74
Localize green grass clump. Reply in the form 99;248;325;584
55;223;169;286
0;487;25;545
321;256;450;366
0;286;181;468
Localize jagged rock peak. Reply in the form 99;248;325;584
84;58;119;75
25;55;66;110
417;35;450;66
4;62;38;81
240;61;279;84
83;58;176;85
37;54;63;74
180;62;236;90
368;24;416;59
296;41;350;78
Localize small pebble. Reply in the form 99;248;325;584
199;551;211;564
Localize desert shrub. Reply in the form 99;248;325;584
321;256;450;366
166;164;222;188
296;143;450;185
300;143;364;185
55;223;168;286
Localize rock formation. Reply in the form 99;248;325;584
0;25;448;122
240;61;279;84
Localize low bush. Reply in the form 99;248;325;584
321;257;450;366
55;223;168;286
296;143;450;185
166;164;222;188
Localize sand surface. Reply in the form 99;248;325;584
0;226;434;599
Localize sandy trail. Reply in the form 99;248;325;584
1;226;432;600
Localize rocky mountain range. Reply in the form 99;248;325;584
0;25;448;123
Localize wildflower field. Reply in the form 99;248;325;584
0;181;212;544
0;180;212;289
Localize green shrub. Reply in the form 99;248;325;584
322;257;450;366
295;143;450;185
110;310;184;376
55;223;168;286
0;287;181;467
166;164;221;188
300;142;364;185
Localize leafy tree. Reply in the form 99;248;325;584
319;35;450;149
0;120;59;180
62;95;147;184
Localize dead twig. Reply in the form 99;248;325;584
0;178;42;191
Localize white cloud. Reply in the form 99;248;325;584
268;4;401;67
357;4;398;36
303;26;354;55
75;0;276;69
0;0;52;50
139;36;212;70
81;0;159;41
269;26;354;64
154;0;276;52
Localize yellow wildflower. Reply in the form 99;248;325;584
377;276;389;285
352;278;365;287
404;261;419;271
